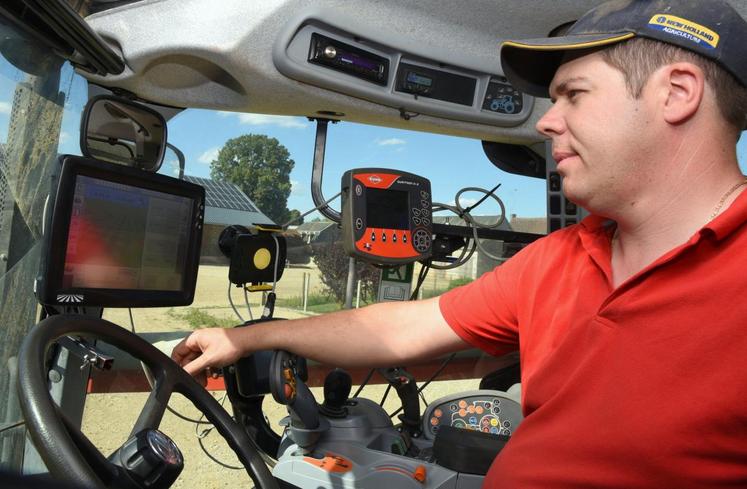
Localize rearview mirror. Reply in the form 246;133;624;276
80;95;167;171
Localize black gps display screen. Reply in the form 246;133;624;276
366;188;409;230
63;175;193;291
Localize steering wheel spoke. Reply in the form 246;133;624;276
130;376;174;437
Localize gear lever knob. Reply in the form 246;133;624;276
321;368;352;417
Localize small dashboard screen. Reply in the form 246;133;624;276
366;188;409;230
406;71;433;87
62;175;194;291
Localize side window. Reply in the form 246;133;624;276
0;21;87;470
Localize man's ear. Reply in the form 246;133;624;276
660;62;705;125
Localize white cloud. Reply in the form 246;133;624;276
59;131;70;144
219;111;308;128
290;179;305;196
377;138;406;146
198;147;220;164
449;197;478;208
0;102;10;114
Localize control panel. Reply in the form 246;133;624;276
341;168;432;265
421;390;523;440
481;77;524;115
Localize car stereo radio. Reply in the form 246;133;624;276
308;33;389;86
341;168;432;265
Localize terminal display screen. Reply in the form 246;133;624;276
37;156;204;307
63;175;193;291
365;188;409;230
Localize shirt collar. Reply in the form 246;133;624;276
703;187;747;240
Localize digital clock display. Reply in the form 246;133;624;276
406;72;433;87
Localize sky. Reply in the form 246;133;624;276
2;58;747;224
164;109;548;220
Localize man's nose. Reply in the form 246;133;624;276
535;104;565;138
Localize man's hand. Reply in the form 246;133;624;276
171;327;246;377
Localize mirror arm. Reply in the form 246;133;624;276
310;118;341;223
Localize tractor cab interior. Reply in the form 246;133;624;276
2;1;746;489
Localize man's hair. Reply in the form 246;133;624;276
600;38;747;134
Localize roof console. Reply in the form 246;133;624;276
273;15;534;127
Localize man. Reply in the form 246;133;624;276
173;0;747;486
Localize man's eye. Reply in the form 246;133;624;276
567;90;581;100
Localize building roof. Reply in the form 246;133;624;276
509;216;547;234
296;221;337;234
182;175;275;226
433;214;514;231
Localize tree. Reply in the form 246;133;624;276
210;134;300;223
286;209;304;226
312;228;380;304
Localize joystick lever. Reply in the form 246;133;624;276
320;368;352;418
269;350;328;451
379;367;421;437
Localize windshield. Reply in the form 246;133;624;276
5;8;747;485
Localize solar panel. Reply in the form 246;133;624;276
183;175;258;212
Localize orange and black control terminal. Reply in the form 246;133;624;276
341;168;432;265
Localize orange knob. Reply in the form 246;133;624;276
413;465;426;483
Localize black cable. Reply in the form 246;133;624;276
388;353;456;419
416;353;456;395
419;391;428;406
194;394;244;470
462;182;502;215
352;369;375;398
379;384;392;407
197;436;244;470
409;262;431;300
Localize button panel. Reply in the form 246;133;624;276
482;77;524;115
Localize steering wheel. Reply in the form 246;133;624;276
17;314;278;489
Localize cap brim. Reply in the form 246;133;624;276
500;32;635;98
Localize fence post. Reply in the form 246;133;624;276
355;280;361;308
303;272;309;313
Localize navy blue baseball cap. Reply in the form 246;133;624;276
500;0;747;98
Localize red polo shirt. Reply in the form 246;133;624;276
439;191;747;488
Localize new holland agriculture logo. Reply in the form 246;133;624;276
57;294;84;303
648;14;720;49
368;175;382;184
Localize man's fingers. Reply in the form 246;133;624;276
183;353;212;377
171;332;207;366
